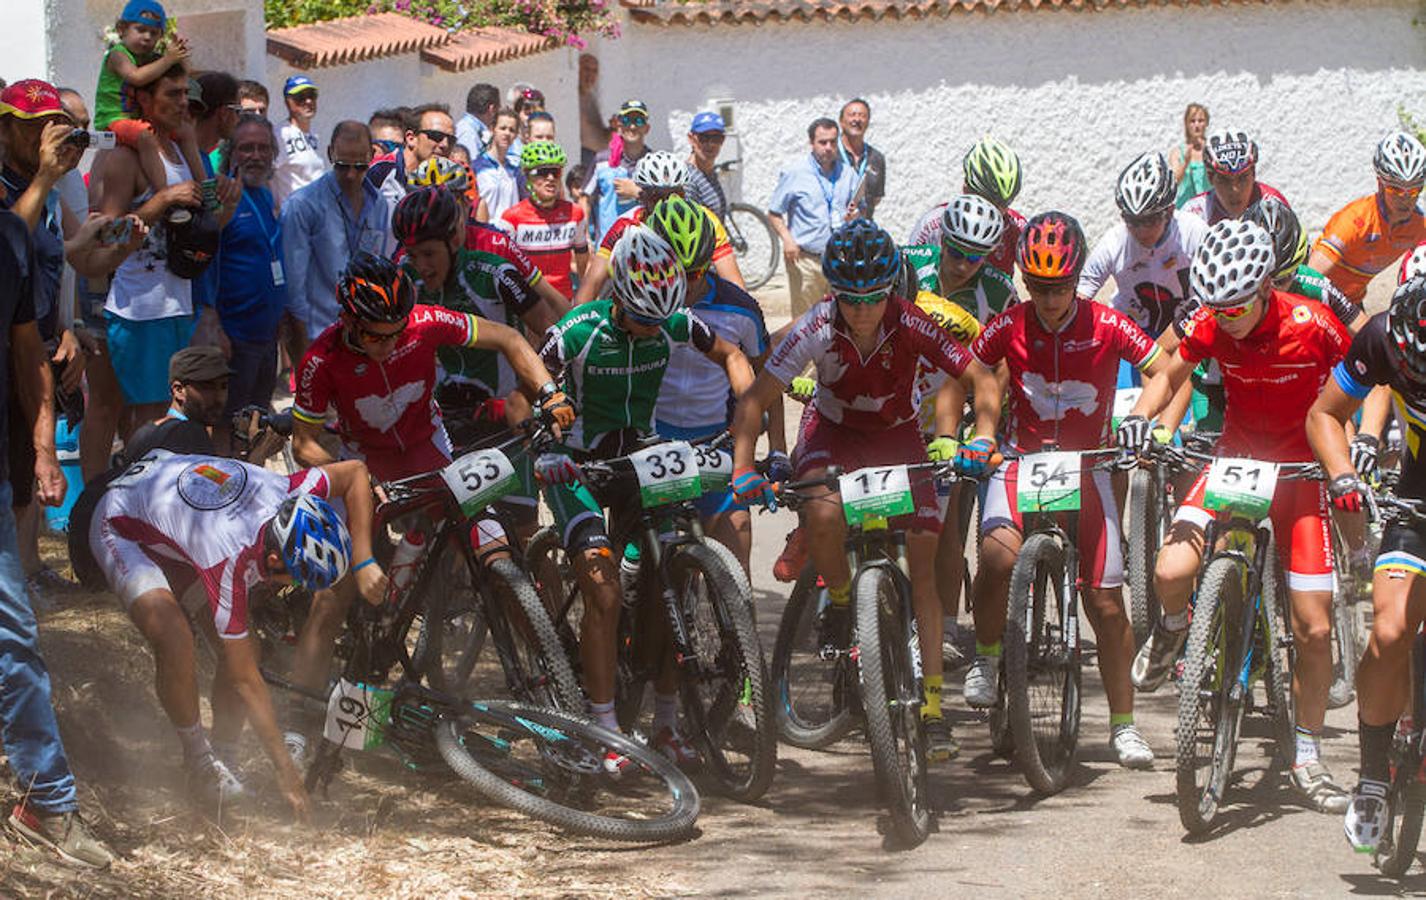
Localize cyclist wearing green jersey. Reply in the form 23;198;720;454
536;226;753;771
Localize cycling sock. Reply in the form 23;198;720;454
176;721;211;763
1109;712;1134;729
589;700;619;733
211;740;239;766
653;692;679;733
921;675;943;720
1294;726;1320;766
827;583;851;607
975;641;1002;658
1161;609;1189;632
1360;720;1397;783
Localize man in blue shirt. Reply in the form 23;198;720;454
216;114;286;441
581;98;653;244
281;121;395;356
768;117;861;318
456;82;498;160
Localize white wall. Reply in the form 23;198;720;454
3;0;53;85
266;48;581;166
591;0;1426;240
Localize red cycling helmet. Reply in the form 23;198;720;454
1017;211;1087;282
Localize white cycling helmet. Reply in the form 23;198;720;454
939;193;1005;255
1204;128;1259;175
1374;131;1426;188
632;150;689;190
1399;242;1426;284
610;225;687;321
1190;219;1275;309
1115;151;1175;217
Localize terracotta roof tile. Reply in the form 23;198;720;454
421;28;558;72
266;13;451;69
621;0;1273;26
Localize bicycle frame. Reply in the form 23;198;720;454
1199;515;1276;701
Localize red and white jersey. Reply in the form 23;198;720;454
293;304;477;481
91;452;331;639
765;295;974;431
971;298;1159;453
1181;182;1290;226
499;199;587;298
1177;290;1349;462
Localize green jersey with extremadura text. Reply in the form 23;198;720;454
540;298;716;454
903;243;1018;324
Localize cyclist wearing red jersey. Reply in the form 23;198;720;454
907;136;1026;278
1180;129;1290;225
500;140;588;299
965;212;1167;770
291;252;572;482
1128;219;1352;812
731;219;1001;762
1308;131;1426;305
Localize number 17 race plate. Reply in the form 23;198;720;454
838;465;914;526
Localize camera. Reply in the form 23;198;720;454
64;129;116;151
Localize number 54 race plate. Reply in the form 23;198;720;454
1017;451;1083;512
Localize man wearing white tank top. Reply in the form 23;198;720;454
96;63;205;434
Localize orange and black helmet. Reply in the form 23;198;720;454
336;252;415;323
1017;211;1087;282
393;185;463;247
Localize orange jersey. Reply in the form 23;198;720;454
1313;193;1426;302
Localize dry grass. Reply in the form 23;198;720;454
1;538;684;898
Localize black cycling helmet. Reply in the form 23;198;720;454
336;251;416;323
821;218;901;297
1389;273;1426;384
393;185;463;247
1241;195;1308;282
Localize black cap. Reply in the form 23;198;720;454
169;346;232;383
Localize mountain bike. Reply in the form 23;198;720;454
1165;446;1309;834
714;159;779;291
1326;469;1388;709
526;436;776;802
991;446;1121;795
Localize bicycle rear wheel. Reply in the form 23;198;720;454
771;563;855;749
435;700;699;843
1259;549;1295;769
1127;467;1163;648
670;542;777;802
855;565;933;847
1005;532;1081;795
1377;634;1426;876
726;203;779;291
1175;555;1246;833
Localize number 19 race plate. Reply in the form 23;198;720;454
630;441;701;507
1203;458;1279;520
324;678;393;751
1016;451;1083;512
441;448;518;518
838;465;914;526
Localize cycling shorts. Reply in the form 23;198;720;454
981;461;1124;589
794;413;941;533
1173;466;1333;592
1376;522;1426;577
90;512;235;630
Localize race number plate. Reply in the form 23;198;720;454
441;448;518;518
838;465;914;526
1203;458;1279;520
630;441;701;507
1017;451;1083;512
695;444;734;492
323;678;393;751
1112;387;1142;429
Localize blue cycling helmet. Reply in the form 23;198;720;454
268;494;353;590
821;219;901;298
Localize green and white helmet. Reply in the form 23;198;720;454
963;136;1022;207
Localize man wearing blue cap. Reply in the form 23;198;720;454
272;75;325;206
685;111;728;223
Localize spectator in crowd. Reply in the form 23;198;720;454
501;140;587;299
121;345;229;463
474;107;522;223
282;120;394;357
582;98;652;244
236;79;268;117
768;117;861;318
0;205;114;870
526;111;556;145
187;72;242;335
271;75;324;206
456;83;499;160
449;144;473;169
578;53;611;169
94;64;210;434
685;111;728;222
369;103;455;210
1169;102;1210;208
368;107;406;157
508;85;545;166
838;98;885;219
214;114;286;448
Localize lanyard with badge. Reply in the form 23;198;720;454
243;189;286;286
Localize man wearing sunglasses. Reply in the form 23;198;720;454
271;75;325;207
1181;127;1290;226
500;140;588;299
1125;219;1353;809
1309;131;1426;306
685;111;729;222
582;99;653;244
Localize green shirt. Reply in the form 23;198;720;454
540;298;715;453
903;243;1018;323
1288;263;1362;330
94;44;152;130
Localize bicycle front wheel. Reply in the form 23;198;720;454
1175;555;1246;834
726;203;779;291
435;700;699;843
482;557;585;713
1005;532;1081;795
855;565;933;847
1378;633;1426;876
771;563;855;749
1127;467;1163;648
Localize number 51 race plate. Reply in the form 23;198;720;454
1203;458;1279;520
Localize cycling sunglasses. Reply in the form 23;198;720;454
622;306;668;327
420;129;456;146
332;160;370;172
1382;181;1424;197
1122;208;1171;228
941;242;984;264
834;286;892;306
1212;298;1257;321
528;166;563;180
353;320;408;345
619;114;649;128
